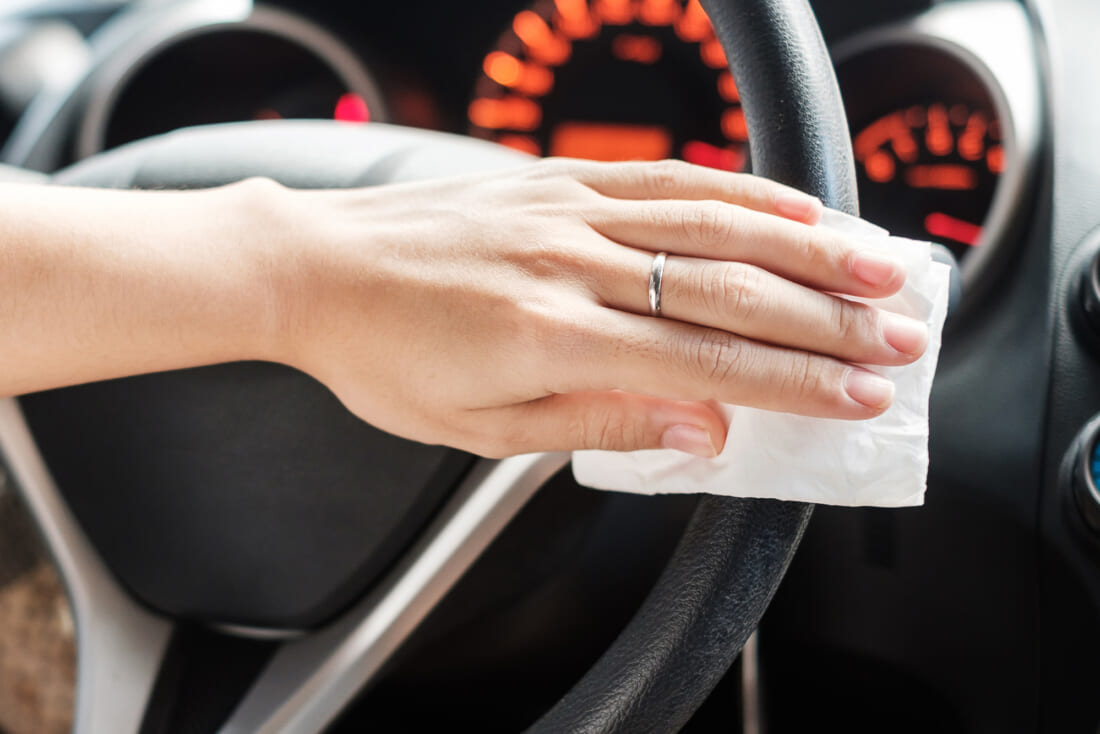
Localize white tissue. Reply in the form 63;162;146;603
571;208;952;508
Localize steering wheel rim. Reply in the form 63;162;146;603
38;0;857;730
529;1;857;729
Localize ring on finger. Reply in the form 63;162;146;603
649;251;668;318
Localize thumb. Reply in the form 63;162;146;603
495;390;728;457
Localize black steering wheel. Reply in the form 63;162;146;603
26;0;859;730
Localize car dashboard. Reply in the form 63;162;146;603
1;0;1040;304
3;1;1096;733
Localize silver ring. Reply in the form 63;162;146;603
649;251;667;318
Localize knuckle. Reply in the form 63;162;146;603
719;264;767;320
683;201;736;248
506;234;583;279
781;352;829;400
787;226;835;272
833;300;876;347
683;332;743;386
517;297;594;380
731;172;769;201
577;409;627;451
523;161;594;201
640;159;689;191
514;295;564;356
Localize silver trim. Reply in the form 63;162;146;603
218;451;569;734
77;4;386;159
832;0;1043;293
2;0;255;169
0;398;173;734
213;622;308;641
741;630;763;734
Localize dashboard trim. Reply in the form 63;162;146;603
1;0;254;170
75;3;386;159
832;0;1043;298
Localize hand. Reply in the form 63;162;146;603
264;159;928;459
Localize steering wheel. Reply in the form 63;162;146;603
10;0;859;731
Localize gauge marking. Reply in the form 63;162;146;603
612;35;663;64
675;0;710;42
926;103;954;156
958;112;988;161
683;140;743;172
987;145;1005;174
639;0;681;25
485;52;555;95
514;11;572;65
471;0;744;169
551;122;671;159
865;151;895;183
700;37;728;69
721;108;747;141
469;97;542;130
595;0;634;24
718;72;739;102
333;93;370;123
556;0;601;37
850;101;1004;260
905;164;976;190
924;212;982;247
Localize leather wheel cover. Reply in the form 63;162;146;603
49;0;857;730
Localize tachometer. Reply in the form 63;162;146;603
469;0;746;171
852;100;1004;261
833;10;1042;294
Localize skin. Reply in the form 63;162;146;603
0;159;927;459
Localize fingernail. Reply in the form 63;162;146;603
852;250;904;287
774;192;823;223
881;312;929;356
661;424;717;458
845;369;895;410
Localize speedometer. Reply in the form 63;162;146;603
469;0;746;172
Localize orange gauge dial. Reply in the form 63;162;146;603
470;0;746;171
852;101;1004;261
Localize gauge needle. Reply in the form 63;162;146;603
682;140;744;172
924;211;983;247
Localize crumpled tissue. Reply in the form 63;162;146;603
571;208;952;507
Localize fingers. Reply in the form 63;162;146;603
592;253;928;366
482;390;729;457
560;309;898;421
539;158;823;224
585;199;906;299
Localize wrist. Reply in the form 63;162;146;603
212;177;304;367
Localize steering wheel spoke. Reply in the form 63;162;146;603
217;452;569;734
0;398;173;734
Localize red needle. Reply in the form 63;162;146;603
334;93;371;123
924;211;983;247
682;140;744;172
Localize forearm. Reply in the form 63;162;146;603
0;160;922;459
0;179;280;396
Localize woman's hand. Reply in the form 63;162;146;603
264;159;928;459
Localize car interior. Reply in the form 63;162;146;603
0;0;1097;732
